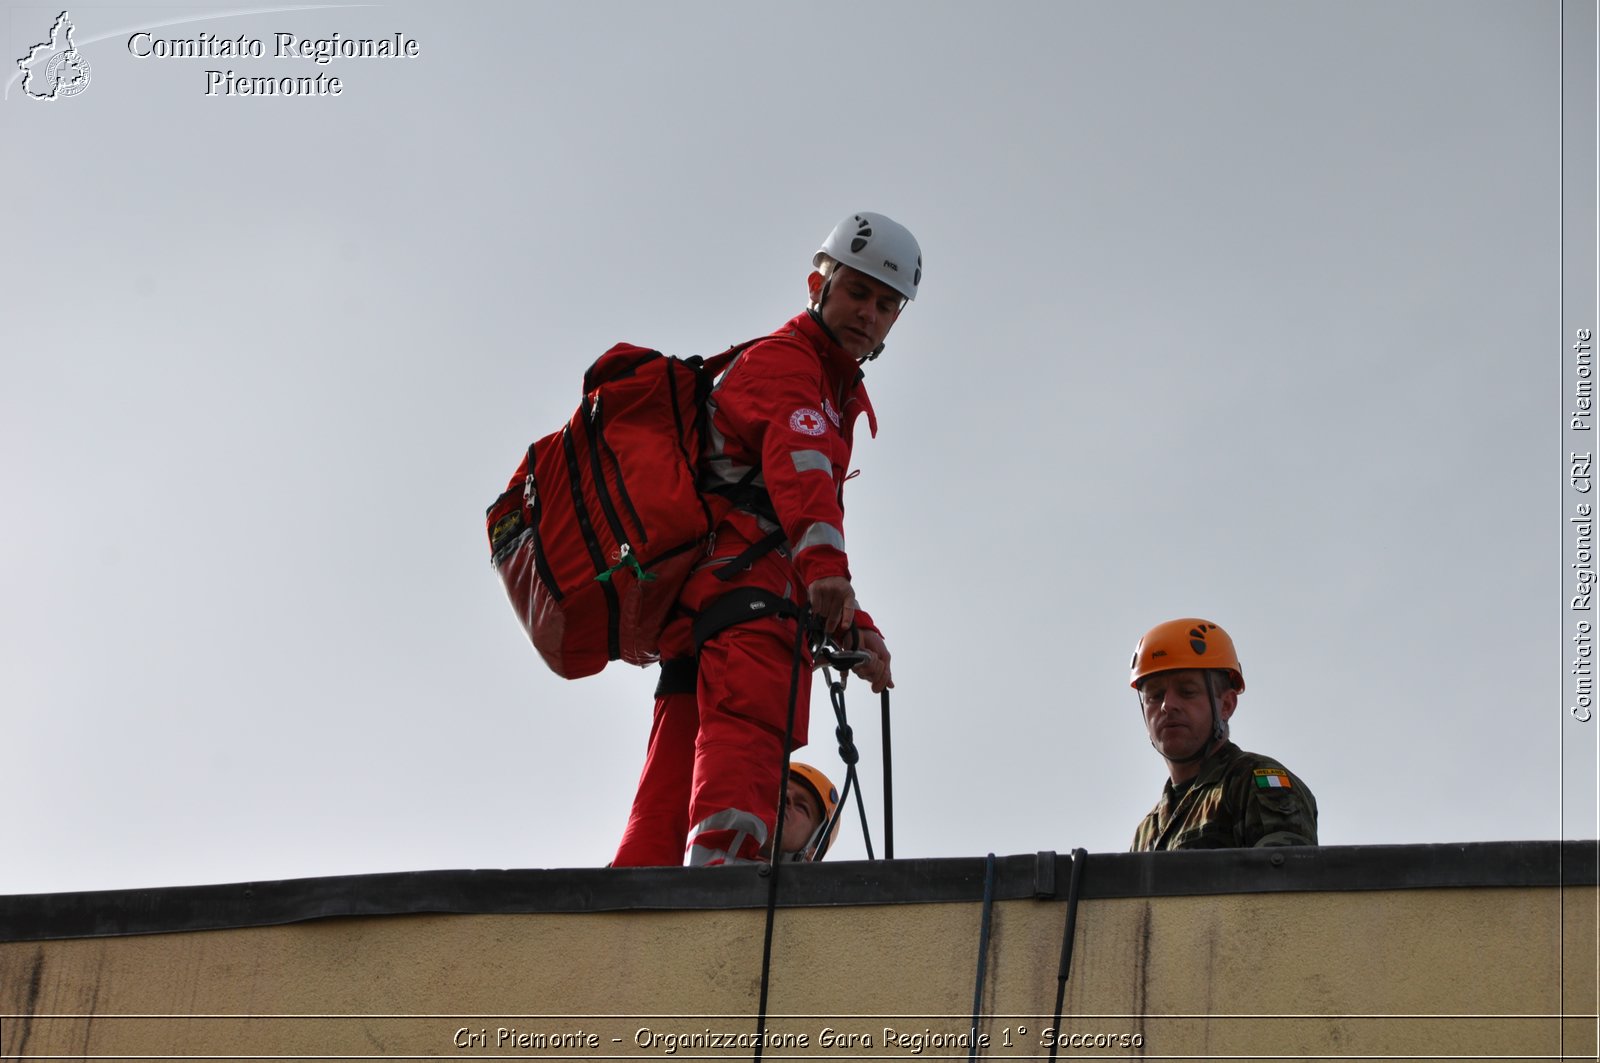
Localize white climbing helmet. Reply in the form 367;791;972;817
814;212;922;301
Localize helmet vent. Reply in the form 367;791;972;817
850;216;873;254
1188;622;1217;656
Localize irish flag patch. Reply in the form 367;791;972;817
1254;769;1292;789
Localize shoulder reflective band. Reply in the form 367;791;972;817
790;449;832;475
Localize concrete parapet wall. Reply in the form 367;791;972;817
1;842;1595;1060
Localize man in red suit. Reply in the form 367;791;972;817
612;212;920;867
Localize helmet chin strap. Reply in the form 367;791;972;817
775;810;832;864
809;279;886;363
800;821;828;862
1141;681;1229;768
805;305;839;343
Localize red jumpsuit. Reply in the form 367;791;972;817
612;311;879;866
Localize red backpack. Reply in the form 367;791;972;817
486;340;755;678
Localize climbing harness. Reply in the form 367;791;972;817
690;591;894;858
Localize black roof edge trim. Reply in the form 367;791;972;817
1;840;1593;943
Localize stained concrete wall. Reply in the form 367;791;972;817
3;880;1595;1060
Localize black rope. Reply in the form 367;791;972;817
811;749;860;863
826;665;875;860
819;770;855;859
969;853;997;1061
1047;848;1089;1062
880;689;894;860
752;609;813;1062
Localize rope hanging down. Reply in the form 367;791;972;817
820;654;877;859
969;853;998;1062
1047;848;1090;1063
881;688;894;859
746;616;897;1063
751;608;814;1062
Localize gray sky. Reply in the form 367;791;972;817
3;0;1592;894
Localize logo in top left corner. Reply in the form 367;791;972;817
17;10;92;101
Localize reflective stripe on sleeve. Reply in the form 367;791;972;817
789;449;832;475
792;522;846;556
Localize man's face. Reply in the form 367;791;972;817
778;779;823;856
809;266;904;360
1139;669;1236;762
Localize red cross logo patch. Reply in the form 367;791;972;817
789;408;827;436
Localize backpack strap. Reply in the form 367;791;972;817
696;335;789;571
690;336;763;388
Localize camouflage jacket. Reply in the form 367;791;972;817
1130;741;1318;851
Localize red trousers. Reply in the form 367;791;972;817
612;546;811;867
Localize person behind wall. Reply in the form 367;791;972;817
1129;618;1318;851
767;762;844;862
611;212;918;868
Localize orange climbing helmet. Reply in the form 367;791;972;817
1129;618;1245;692
788;762;842;861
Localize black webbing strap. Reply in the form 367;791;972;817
691;586;801;653
712;528;788;583
654;657;697;697
705;464;780;525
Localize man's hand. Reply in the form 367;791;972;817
807;576;857;635
853;626;893;693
